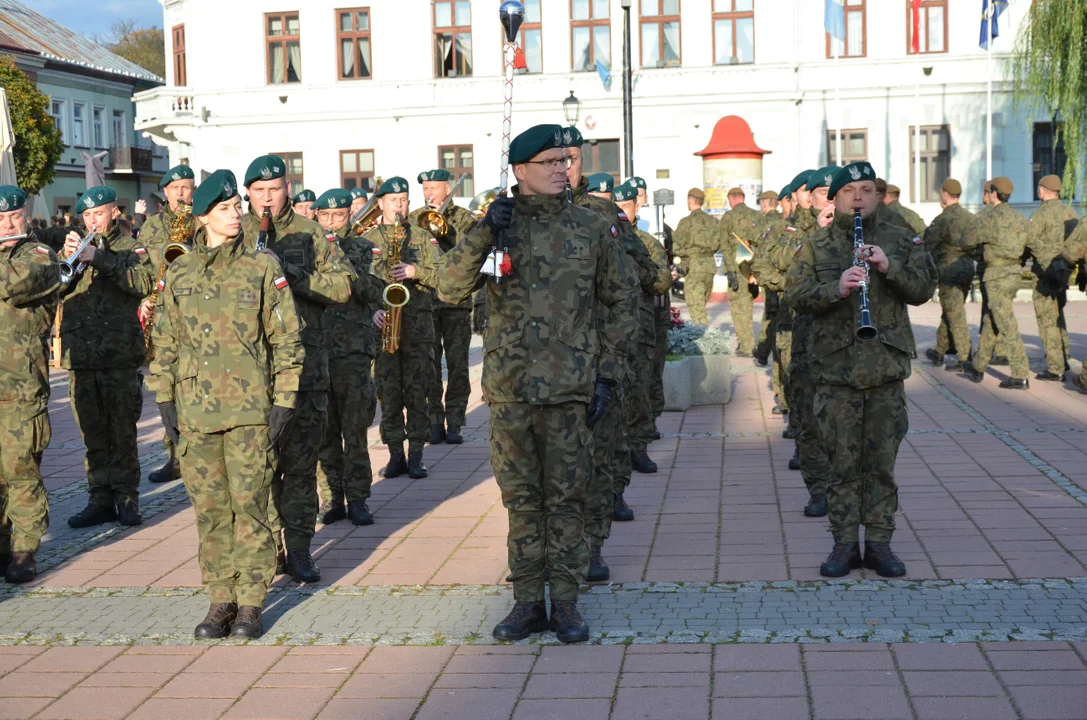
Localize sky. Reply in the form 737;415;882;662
33;0;164;39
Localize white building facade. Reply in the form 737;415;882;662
134;0;1068;223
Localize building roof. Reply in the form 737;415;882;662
0;0;163;84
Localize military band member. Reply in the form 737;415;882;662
673;188;731;326
368;177;442;480
349;187;368;217
151;170;304;639
586;173;614;200
292;189;317;221
62;186;155;529
786;162;936;578
409;169;477;446
242;155;355;583
923;179;978;371
0;186;60;583
627;176;651;233
314;189;383;526
719;188;760;356
439;124;636;643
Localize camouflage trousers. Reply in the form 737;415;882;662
936;283;972;364
490;401;591;602
789;353;829;497
179;426;276;607
626;342;656;453
684;272;715;325
729;285;755;354
756;302;773;359
974;273;1030;379
587;363;629;547
427;307;472;429
269;391;327;551
652;324;670;420
1032;287;1066;375
814;381;908;544
318;355;377;505
376;343;434;453
973;276;1011;360
0;410;50;554
774;329;792;412
69;369;143;510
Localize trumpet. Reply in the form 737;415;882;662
852;209;877;340
381;216;411;354
59;232;104;283
416;174;468;237
469;186;501;218
349;194;382;236
144;243;191;353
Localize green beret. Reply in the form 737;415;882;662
159;164;194;189
75;186;117;214
828;161;877;200
613;182;638;202
190;169;239;216
244;155;287;187
350;187;368;200
0;185;27;212
313;188;352;210
374;177;409;197
417;169;452;183
791;169;817;192
292;189;316;204
806;165;841;192
587;173;614;193
509;124;566;164
564;126;583;148
778;185;792;201
627;176;647;189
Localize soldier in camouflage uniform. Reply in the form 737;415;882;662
754;190;782;363
0;186;60;584
409;169;478;445
922;179;978;371
62;186;155;529
242;155;355;583
718;188;761;356
673;188;731;326
367;177;442;480
1063;220;1087;393
292;189;316;221
440;125;636;644
786;162;937;578
349;187;368;217
313;189;383;527
883;184;927;236
151;170;305;639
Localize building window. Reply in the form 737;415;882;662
71;102;86;147
337;8;372;80
439;145;474;197
640;0;681;68
712;0;753;65
49;98;66;143
434;0;472;78
92;105;105;148
511;0;541;74
266;12;302;84
572;0;610;72
907;0;947;54
827;0;865;58
581;139;621;185
112;110;125;147
172;24;187;85
826;129;868;165
340;149;375;192
1032;123;1067;200
909;125;950;203
272;152;304;192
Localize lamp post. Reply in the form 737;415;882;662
621;0;633;177
562;90;580;126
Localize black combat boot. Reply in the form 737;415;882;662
999;377;1029;390
148;458;180;483
755;349;770;366
630;450;657;474
5;552;37;584
613;493;634;522
819;541;861;578
788;451;801;471
863;542;906;578
492;601;548;641
194;603;237;639
408;451;428;479
445;426;464;444
925;348;943;364
1035;371;1064;382
67;504;117;529
961;361;984;383
587;546;610;582
429;423;446;445
116;502;143;527
347;501;374;526
550;601;590;643
782;426;798;439
944;359;963;371
319;499;347;525
990;355;1010;366
804;495;828;518
649;426;662;441
285;548;321;583
0;554;8;574
231;606;263;639
1073;377;1087;395
382;445;408;478
772;405;788;415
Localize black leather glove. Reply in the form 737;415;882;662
1077;259;1087;293
586;379;613;429
158;402;179;447
726;272;739;292
268;405;294;446
482;196;515;234
748;281;760;300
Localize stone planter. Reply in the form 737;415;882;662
662;354;732;411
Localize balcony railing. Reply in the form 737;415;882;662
109;145;154;173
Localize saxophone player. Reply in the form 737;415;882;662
366;178;442;480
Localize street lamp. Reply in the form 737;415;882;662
562;91;580;126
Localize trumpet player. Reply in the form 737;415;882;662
409;169;476;446
785;162;936;579
367;178;442;480
138;164;196;484
62;186;156;529
0;186;61;583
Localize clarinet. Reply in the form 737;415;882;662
255;209;271;252
853;209;877;340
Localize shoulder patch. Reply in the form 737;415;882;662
134;247;147;255
610;226;618;238
912;237;923;245
617;211;628;221
274;276;289;289
794;245;802;256
372;247;381;254
157;279;166;290
35;246;50;255
326;234;337;243
785;227;797;232
430;237;439;244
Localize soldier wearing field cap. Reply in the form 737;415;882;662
292;189;317;220
719;187;760;356
923;179;978;371
673;187;730;326
883;184;926;236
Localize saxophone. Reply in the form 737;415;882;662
144;204;193;355
380;216;411;354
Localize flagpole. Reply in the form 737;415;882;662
834;41;841;166
986;4;994;182
914;54;921;206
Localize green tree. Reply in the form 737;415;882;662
103;20;165;79
1011;1;1086;197
0;55;64;196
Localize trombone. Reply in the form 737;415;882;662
59;232;104;283
416;174;468;237
349;194;382;236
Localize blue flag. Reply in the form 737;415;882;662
979;0;1008;50
595;59;612;91
825;0;845;41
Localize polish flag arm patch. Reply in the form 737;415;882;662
372;247;381;254
912;237;923;245
326;234;338;243
274;276;289;289
617;211;628;221
610;226;618;238
35;246;50;255
134;247;147;255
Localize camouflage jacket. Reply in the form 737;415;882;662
148;232;305;433
785;211;937;389
438;188;637;404
976;203;1029;281
622;222;670;346
140;206;198;269
886;200;926;236
0;238;60;416
637;228;674;327
923;202;978;282
674;209;730;275
408;203;477;310
720;203;762;278
365;221;442;346
1063;220;1086;264
60;223;155;370
325;225;384;360
1027;199;1077;269
241;205;354;390
765;210;817;337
